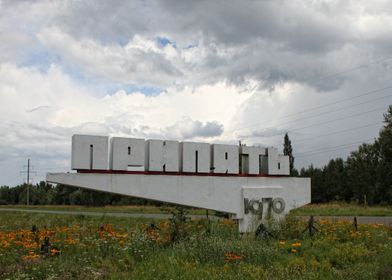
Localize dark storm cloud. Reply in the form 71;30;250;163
158;0;348;52
44;0;392;92
54;0;151;43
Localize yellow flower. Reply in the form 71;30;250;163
279;240;286;245
65;238;77;245
291;249;298;253
21;254;40;261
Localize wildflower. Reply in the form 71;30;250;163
65;238;77;245
21;254;40;261
224;252;243;262
291;249;298;253
221;219;235;226
50;248;61;256
279;240;286;246
291;242;301;247
1;240;9;248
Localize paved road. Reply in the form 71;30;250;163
310;215;392;226
0;207;221;220
0;208;391;225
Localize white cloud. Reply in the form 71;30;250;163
1;0;392;186
0;63;255;185
37;28;184;88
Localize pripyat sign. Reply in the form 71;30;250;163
46;135;311;232
71;135;290;175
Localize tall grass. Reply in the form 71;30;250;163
0;212;391;279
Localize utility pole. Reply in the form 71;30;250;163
20;158;36;205
27;159;30;205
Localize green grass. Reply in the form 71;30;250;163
291;202;392;216
2;202;392;217
0;204;212;215
0;211;391;279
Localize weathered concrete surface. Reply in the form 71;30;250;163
46;172;311;232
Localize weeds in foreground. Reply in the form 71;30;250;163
0;212;391;280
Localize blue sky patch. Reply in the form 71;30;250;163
157;36;176;48
106;84;164;96
19;50;56;73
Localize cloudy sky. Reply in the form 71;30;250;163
1;0;392;186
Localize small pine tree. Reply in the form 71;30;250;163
283;133;294;175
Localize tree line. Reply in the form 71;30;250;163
0;181;160;206
1;105;391;206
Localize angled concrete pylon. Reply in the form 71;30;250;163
46;172;310;232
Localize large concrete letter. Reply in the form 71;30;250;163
71;135;108;170
240;146;266;175
111;137;145;171
181;142;211;173
212;144;239;174
147;140;180;172
265;147;289;175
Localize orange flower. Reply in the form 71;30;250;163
224;252;243;262
65;238;77;245
50;248;61;256
21;254;40;261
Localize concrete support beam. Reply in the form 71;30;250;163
46;172;310;232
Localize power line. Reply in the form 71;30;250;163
226;85;392;134
241;94;391;134
295;138;375;158
295;122;382;143
289;106;385;133
303;56;392;84
236;57;392;161
241;105;388;139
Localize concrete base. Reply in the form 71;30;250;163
46;172;311;232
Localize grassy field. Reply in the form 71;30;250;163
0;205;211;215
0;211;391;279
291;202;392;216
1;203;392;217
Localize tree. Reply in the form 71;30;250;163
283;133;294;175
346;143;379;204
300;165;324;203
377;105;392;203
322;158;348;202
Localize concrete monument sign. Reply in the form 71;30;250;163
46;135;311;232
